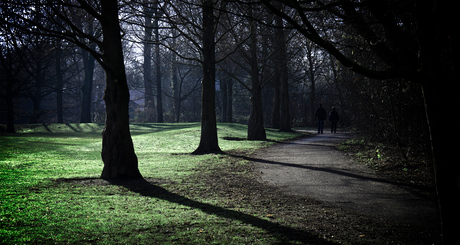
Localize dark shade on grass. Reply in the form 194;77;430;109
106;178;337;245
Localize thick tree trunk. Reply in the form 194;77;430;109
247;16;266;140
274;14;291;132
100;0;141;179
422;82;459;244
416;1;459;243
193;0;221;154
248;87;266;140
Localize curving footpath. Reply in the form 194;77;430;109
253;131;440;228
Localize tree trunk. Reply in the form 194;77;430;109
307;43;317;126
422;82;459;244
193;0;221;154
247;16;266;140
55;44;63;123
154;3;163;123
143;0;155;122
416;1;459;243
100;0;142;179
220;76;228;123
29;61;42;124
5;94;15;133
274;14;291;132
226;78;233;123
248;86;266;140
80;49;95;123
272;74;280;129
172;54;180;123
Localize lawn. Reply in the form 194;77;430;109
0;123;311;244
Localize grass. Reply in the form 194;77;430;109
0;123;310;244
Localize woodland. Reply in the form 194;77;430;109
0;0;458;243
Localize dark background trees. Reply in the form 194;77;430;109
260;0;458;243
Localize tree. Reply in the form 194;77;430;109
153;1;164;123
98;0;142;179
246;8;266;140
143;0;156;122
273;10;291;132
262;0;458;243
2;0;142;179
80;47;96;123
0;29;30;133
193;0;222;154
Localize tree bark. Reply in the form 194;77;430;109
220;76;228;123
80;49;95;123
274;13;291;132
5;94;15;133
55;44;64;123
193;0;221;154
226;78;233;123
100;0;142;179
417;1;459;243
247;15;266;140
171;41;180;123
271;74;280;129
154;3;163;123
306;43;316;126
143;0;155;122
421;81;459;244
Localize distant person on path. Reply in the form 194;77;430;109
315;103;327;134
329;107;339;133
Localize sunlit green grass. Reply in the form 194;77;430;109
0;123;306;244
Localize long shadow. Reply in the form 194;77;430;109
228;153;437;200
129;123;199;136
108;178;337;245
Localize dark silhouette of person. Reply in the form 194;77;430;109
329;107;339;133
315;103;327;134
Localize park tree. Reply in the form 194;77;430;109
142;0;156;122
242;5;266;140
163;0;235;153
0;28;31;133
2;0;142;179
272;5;291;132
193;0;221;153
262;0;458;243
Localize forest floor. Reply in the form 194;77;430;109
1;124;442;244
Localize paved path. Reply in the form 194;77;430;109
253;131;439;227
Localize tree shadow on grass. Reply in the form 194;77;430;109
106;178;337;245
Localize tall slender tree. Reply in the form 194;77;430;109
143;0;156;122
247;9;266;140
154;1;164;123
273;10;291;132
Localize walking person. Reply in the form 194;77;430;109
329;107;339;133
315;103;327;134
